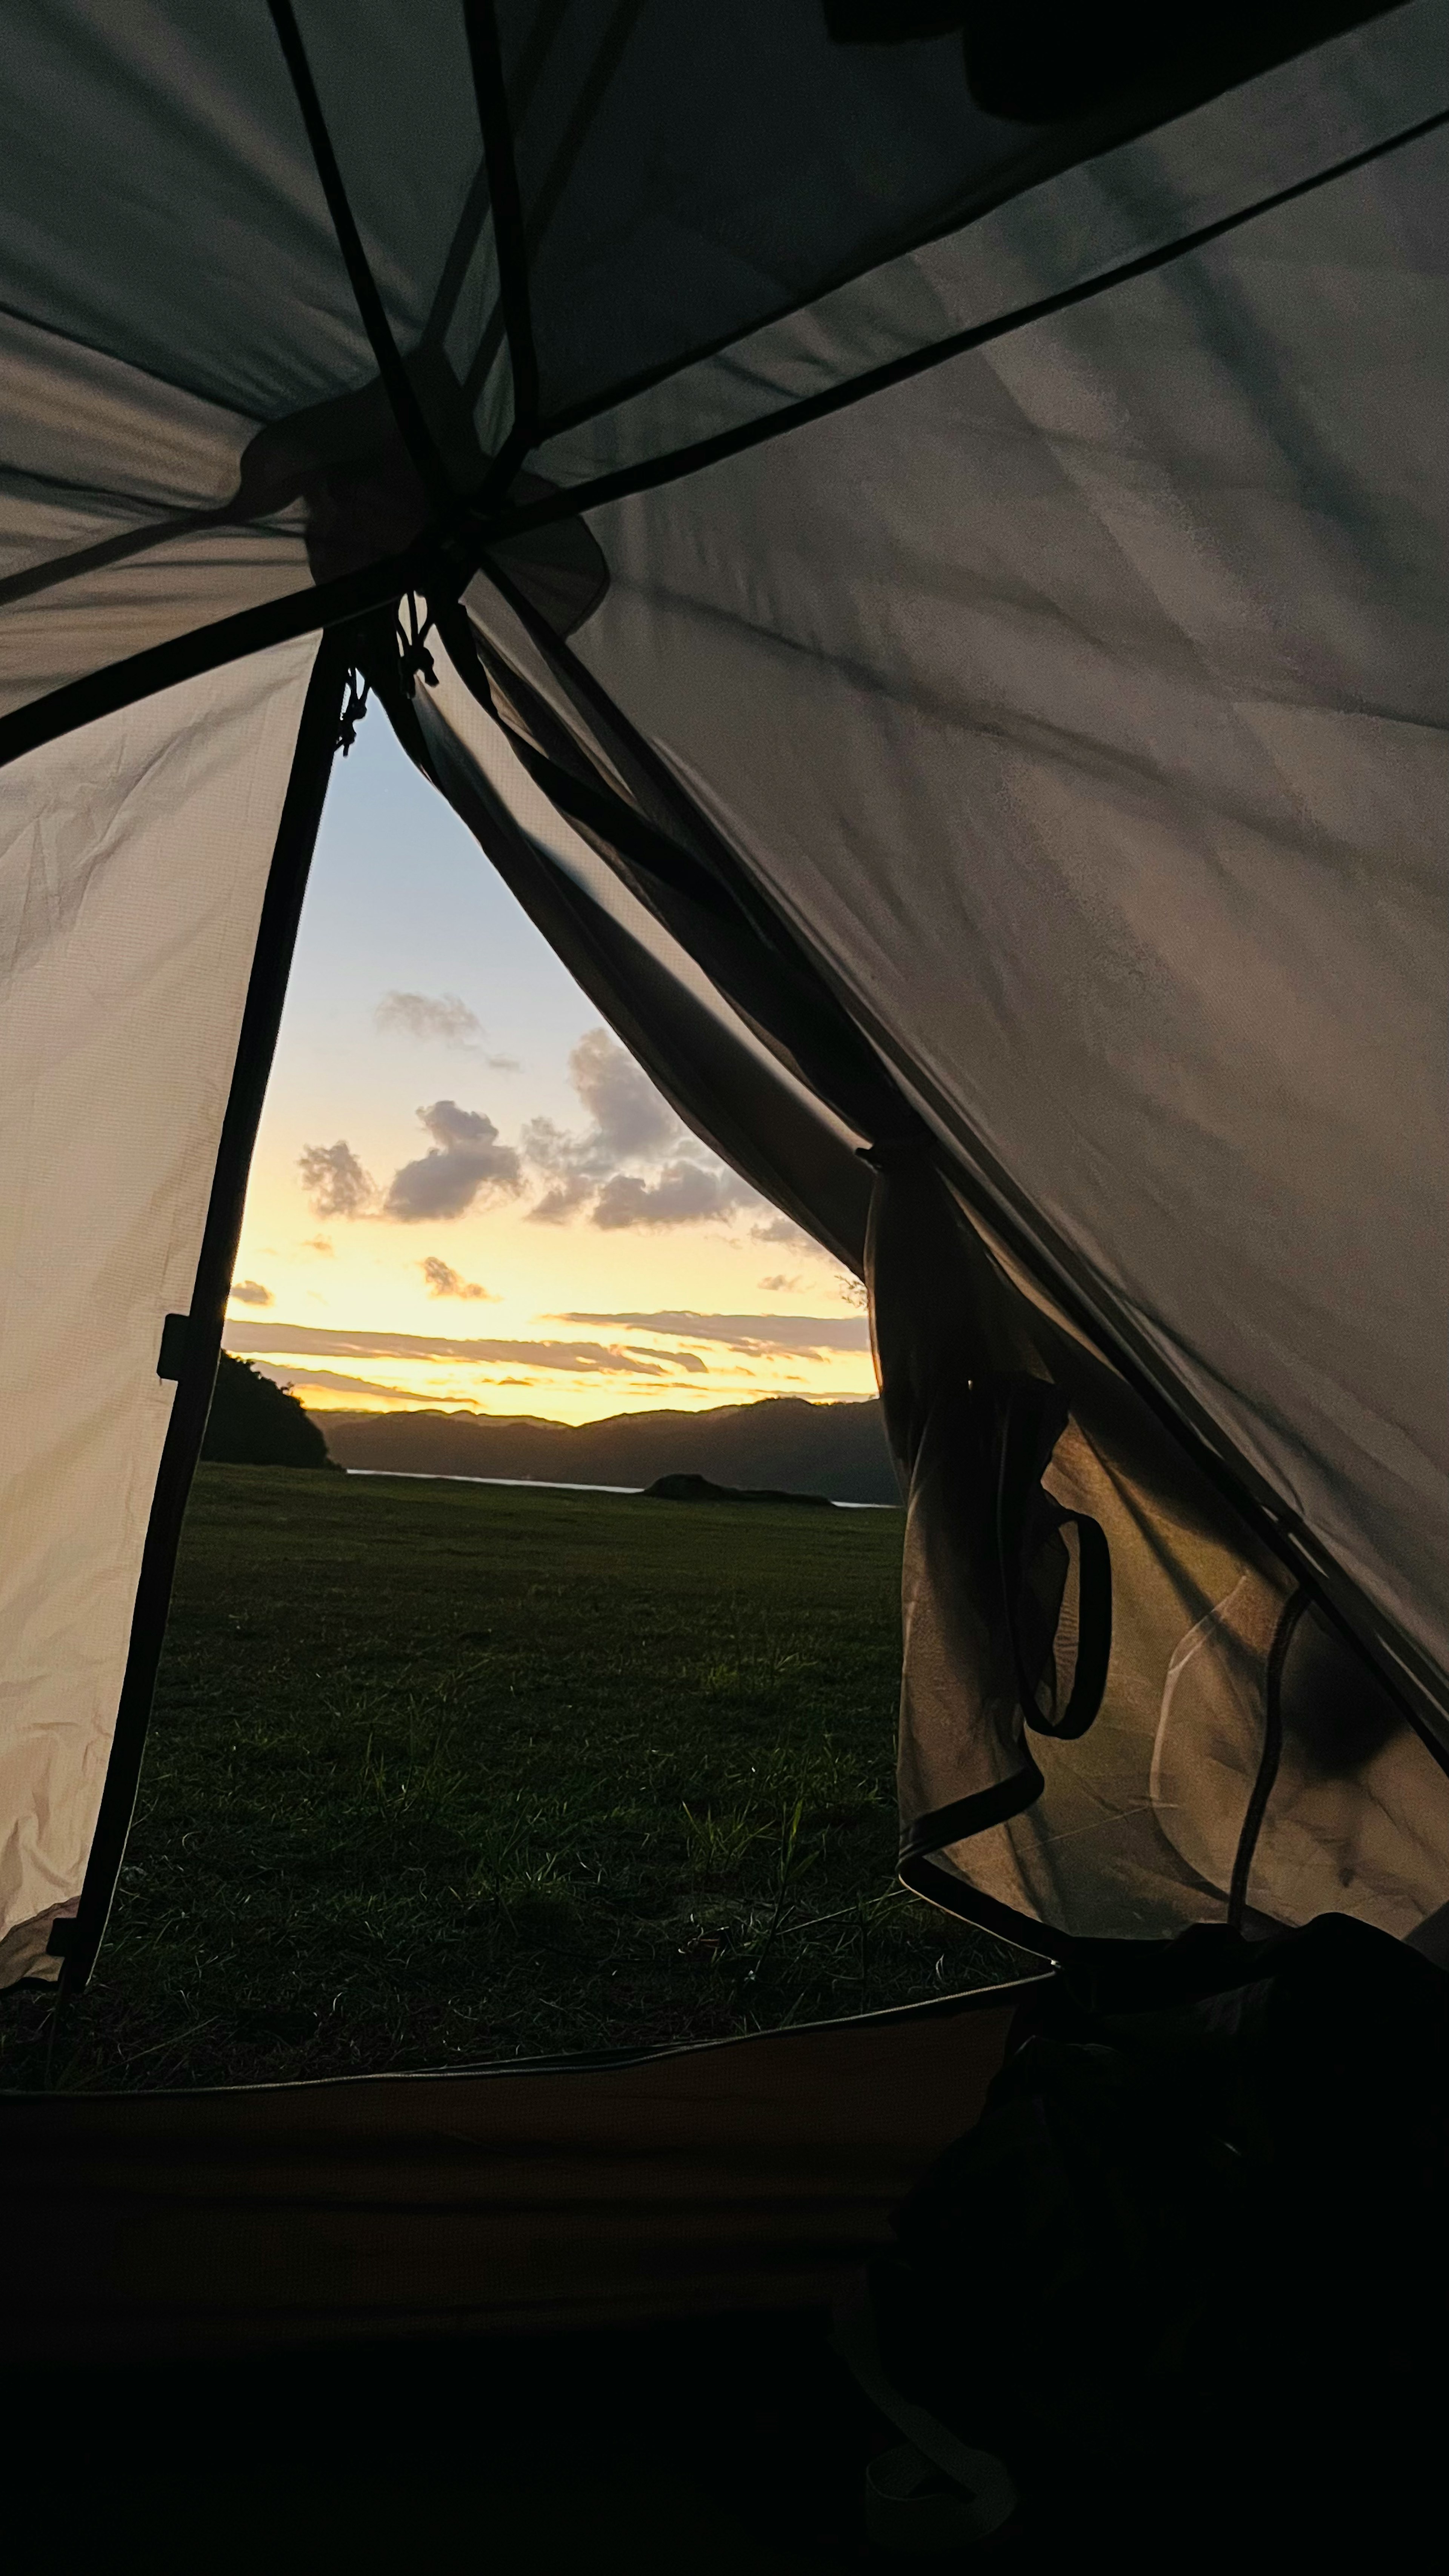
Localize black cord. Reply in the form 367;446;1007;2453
1227;1590;1309;1932
336;666;371;752
397;591;438;690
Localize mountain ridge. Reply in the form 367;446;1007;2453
319;1395;900;1506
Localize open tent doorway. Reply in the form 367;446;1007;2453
1;4;1446;2546
1;708;1030;2094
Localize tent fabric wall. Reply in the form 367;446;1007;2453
0;2;502;747
557;108;1449;1716
0;306;313;720
413;638;875;1271
532;2;1446;491
0;637;321;1985
870;1153;1449;1947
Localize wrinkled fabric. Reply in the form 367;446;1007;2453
0;638;318;1970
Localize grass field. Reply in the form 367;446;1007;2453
0;1463;1029;2091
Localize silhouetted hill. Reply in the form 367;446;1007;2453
320;1397;900;1505
205;1354;333;1470
645;1472;830;1507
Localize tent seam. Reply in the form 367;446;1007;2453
477;98;1449;542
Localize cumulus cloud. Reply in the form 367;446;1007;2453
420;1256;494;1301
384;1101;524;1223
571;1027;679;1160
521;1142;597;1226
758;1273;802;1293
523;1029;761;1232
375;991;517;1067
298;1029;780;1241
593;1162;754;1230
299;1139;377;1220
229;1279;273;1307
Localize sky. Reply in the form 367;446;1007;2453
226;712;875;1424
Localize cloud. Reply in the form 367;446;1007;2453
521;1144;597;1226
593;1161;754;1230
248;1363;420;1401
570;1026;679;1161
384;1101;524;1222
301;1236;334;1257
375;991;517;1067
750;1212;818;1250
420;1256;495;1301
557;1310;872;1356
299;1139;377;1220
223;1322;701;1376
522;1029;761;1232
297;1029;778;1242
229;1279;273;1307
758;1273;802;1293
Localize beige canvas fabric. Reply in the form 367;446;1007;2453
0;637;320;1980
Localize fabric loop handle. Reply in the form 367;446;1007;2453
994;1375;1113;1745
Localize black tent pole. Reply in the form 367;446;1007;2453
54;635;351;1993
485;98;1449;540
462;0;540;456
266;0;455;518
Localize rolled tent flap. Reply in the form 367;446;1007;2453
407;622;876;1275
0;637;326;1986
871;1153;1449;1950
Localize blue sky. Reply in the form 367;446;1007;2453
227;710;873;1422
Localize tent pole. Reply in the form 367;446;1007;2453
461;0;540;451
486;99;1449;538
265;0;454;518
55;636;350;1994
0;546;446;773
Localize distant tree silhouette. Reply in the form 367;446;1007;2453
203;1353;334;1469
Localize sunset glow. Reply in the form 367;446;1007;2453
228;713;873;1425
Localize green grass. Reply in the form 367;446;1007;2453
1;1464;1028;2091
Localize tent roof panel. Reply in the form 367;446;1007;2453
565;117;1449;1706
532;1;1446;491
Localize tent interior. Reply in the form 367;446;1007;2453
2;0;1447;2553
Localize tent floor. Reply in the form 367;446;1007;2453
12;2301;1422;2564
14;2311;948;2573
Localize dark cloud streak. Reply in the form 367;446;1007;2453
557;1310;871;1355
420;1257;494;1301
224;1323;707;1378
